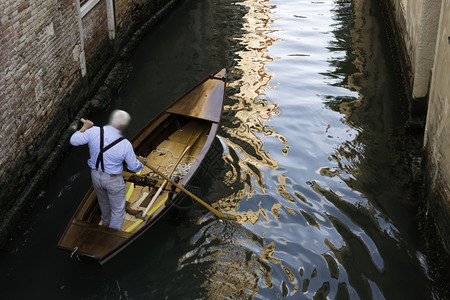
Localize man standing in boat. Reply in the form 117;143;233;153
70;110;146;230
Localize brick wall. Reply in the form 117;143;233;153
0;0;82;217
81;0;109;83
116;0;133;31
0;0;178;240
82;1;108;59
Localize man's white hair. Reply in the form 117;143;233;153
109;109;131;128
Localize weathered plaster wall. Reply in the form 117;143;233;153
390;0;449;254
393;0;441;99
423;0;450;252
407;0;441;98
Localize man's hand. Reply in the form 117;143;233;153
79;119;94;133
137;155;146;164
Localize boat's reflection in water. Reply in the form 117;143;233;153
177;218;264;298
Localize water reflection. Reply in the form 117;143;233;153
0;0;433;298
177;2;289;297
197;0;288;223
177;218;265;298
183;0;430;298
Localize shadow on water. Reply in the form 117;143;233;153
0;0;437;299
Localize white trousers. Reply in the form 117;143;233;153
91;169;126;230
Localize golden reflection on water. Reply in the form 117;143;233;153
193;0;292;297
235;201;268;225
276;175;297;204
214;0;288;217
177;219;291;298
204;0;292;229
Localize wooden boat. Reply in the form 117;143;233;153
57;69;227;263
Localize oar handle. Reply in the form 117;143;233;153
144;162;237;221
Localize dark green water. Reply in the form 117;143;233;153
0;0;435;298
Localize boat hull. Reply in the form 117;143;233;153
57;69;227;263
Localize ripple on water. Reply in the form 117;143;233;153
194;0;430;298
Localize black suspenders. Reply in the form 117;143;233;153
95;127;125;172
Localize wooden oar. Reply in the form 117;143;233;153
144;162;238;221
140;127;205;217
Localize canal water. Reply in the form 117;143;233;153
0;0;436;298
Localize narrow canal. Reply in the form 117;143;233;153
0;0;436;298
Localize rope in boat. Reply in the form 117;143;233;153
150;147;174;157
149;147;197;178
166;158;196;177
